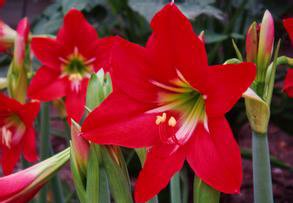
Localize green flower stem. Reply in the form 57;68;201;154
252;131;274;203
171;172;182;203
38;102;50;203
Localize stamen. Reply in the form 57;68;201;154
168;117;177;127
85;57;96;65
1;126;12;148
151;80;193;93
155;112;166;125
59;57;69;64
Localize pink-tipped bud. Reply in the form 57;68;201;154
14;17;30;67
0;148;70;203
246;22;258;62
257;10;274;70
198;31;205;43
0;20;16;52
71;120;90;175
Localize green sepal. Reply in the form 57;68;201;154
86;72;105;111
244;88;270;134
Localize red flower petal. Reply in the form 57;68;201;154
31;37;65;70
0;93;21;111
91;36;118;72
187;118;242;193
65;79;88;122
57;9;98;55
134;144;185;202
28;66;67;101
205;62;256;116
0;144;21;175
146;3;208;90
111;37;159;102
82;91;159;148
22;128;38;163
284;69;293;97
18;101;40;126
283;18;293;44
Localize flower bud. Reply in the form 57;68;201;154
7;18;30;103
71;119;90;175
0;147;70;203
246;22;258;63
14;17;30;68
257;10;274;72
0;20;16;52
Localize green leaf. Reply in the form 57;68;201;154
61;0;88;14
171;172;182;203
70;144;87;203
101;146;133;203
86;144;100;203
204;33;228;44
128;1;223;22
99;167;111;203
193;177;220;203
135;148;147;166
232;39;243;61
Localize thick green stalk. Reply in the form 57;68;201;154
252;131;274;203
170;172;182;203
38;102;50;203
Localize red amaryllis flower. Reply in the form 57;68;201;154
283;18;293;97
82;3;256;202
283;18;293;44
28;9;114;122
0;93;40;175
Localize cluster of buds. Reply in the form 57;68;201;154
243;10;293;134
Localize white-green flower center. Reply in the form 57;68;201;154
148;70;208;145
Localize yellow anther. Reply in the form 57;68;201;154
168;116;177;127
155;112;166;125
